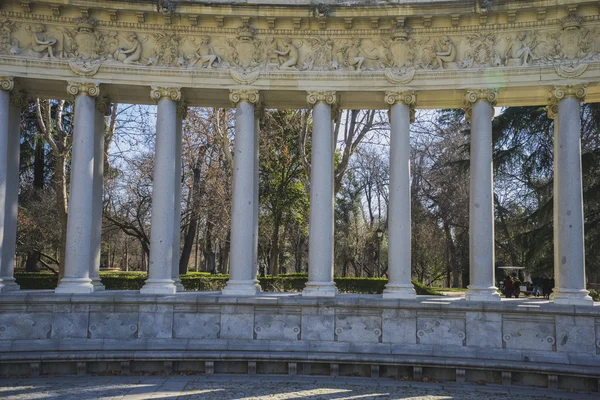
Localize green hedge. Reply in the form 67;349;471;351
13;272;442;295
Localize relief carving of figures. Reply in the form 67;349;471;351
540;15;594;63
188;36;220;68
434;35;458;69
504;32;538;66
113;32;144;65
336;38;380;71
0;18;17;55
274;38;300;70
304;37;334;70
462;31;499;68
24;24;57;59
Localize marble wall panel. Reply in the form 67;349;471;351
417;311;465;346
466;311;502;348
220;306;254;340
382;309;417;344
335;314;382;343
301;307;335;341
88;313;138;339
51;312;89;339
173;313;221;339
502;314;555;351
254;313;301;340
0;313;52;340
555;316;595;353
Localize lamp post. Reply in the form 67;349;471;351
376;228;383;278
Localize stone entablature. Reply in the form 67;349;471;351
2;0;600;107
0;292;599;381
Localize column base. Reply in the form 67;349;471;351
0;277;20;293
553;288;594;306
90;278;105;292
465;285;501;302
55;278;94;294
140;279;177;295
383;284;416;299
173;278;184;292
302;281;337;297
221;279;261;296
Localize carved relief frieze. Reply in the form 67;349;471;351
1;11;600;83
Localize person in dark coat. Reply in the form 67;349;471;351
542;275;552;299
504;275;514;298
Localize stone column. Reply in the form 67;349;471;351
222;89;261;296
383;91;417;299
547;85;593;306
90;97;110;292
0;77;21;293
56;82;100;293
253;104;263;282
465;89;501;302
172;103;186;291
140;86;181;295
303;91;337;297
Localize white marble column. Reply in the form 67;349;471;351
383;91;417;299
0;77;21;293
465;89;501;302
252;105;262;282
90;97;110;292
222;89;261;296
56;82;100;293
548;85;593;306
303;91;337;297
140;86;181;295
172;104;185;292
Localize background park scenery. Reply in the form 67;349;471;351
12;100;600;298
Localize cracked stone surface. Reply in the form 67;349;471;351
0;375;595;400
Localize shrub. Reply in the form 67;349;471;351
589;289;599;302
14;272;58;290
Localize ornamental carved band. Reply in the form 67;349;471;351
306;91;337;107
385;91;416;107
150;86;182;102
0;77;15;92
67;81;100;97
465;89;499;106
229;89;260;105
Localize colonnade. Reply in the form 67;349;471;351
0;76;593;305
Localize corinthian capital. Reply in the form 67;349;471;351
549;84;587;102
67;81;100;97
0;77;14;92
176;102;188;118
465;89;498;106
306;91;337;107
385;91;416;106
229;89;260;105
150;86;182;102
96;96;112;116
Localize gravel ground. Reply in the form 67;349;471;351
0;374;596;400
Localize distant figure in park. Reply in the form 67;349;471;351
542;275;553;299
504;274;514;298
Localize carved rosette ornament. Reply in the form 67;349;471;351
546;84;587;120
385;91;416;123
306;91;337;107
150;86;182;102
229;89;260;105
96;96;112;116
464;89;498;122
0;77;15;92
67;81;100;97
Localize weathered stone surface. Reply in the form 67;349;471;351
555;316;595;353
382;309;416;344
174;313;220;339
0;313;52;340
466;311;502;348
335;315;381;343
89;313;138;339
51;312;89;339
255;314;301;340
502;315;555;351
138;304;173;339
301;307;334;341
417;313;465;346
221;306;254;340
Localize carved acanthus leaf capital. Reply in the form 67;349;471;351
67;81;100;97
0;77;15;92
549;84;587;102
385;91;416;107
306;91;337;107
150;86;182;102
465;89;499;106
96;96;112;116
229;89;260;105
176;102;188;118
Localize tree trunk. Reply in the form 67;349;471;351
443;221;460;288
203;222;216;273
268;212;282;276
33;137;45;190
179;165;202;274
25;251;40;272
54;154;68;278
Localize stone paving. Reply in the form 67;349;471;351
0;375;596;400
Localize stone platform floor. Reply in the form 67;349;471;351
0;375;596;400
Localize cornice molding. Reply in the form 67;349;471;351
306;91;337;107
150;86;182;102
67;81;100;97
229;89;260;105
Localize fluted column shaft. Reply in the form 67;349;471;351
57;82;100;293
222;89;261;296
303;91;337;297
90;98;110;291
548;85;593;305
172;104;185;291
465;89;500;302
140;86;181;294
0;77;21;292
383;92;416;299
